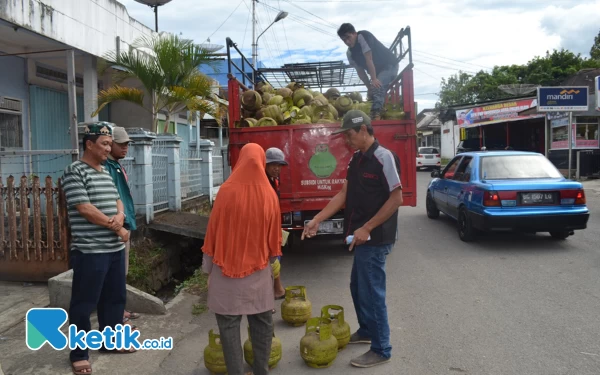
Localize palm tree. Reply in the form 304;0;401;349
93;34;226;133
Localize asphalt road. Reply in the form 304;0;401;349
2;172;598;375
271;171;600;375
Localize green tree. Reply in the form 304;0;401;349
93;34;226;133
590;29;600;60
437;48;600;108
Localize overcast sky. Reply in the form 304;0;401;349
119;0;599;110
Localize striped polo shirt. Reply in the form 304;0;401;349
62;161;125;254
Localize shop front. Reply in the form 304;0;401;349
454;97;545;154
547;104;600;176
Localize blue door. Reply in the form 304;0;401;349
433;156;462;214
446;156;473;218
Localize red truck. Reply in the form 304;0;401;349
225;27;417;244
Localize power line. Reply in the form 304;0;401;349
262;2;337;37
414;50;493;70
241;5;251;51
205;0;245;42
261;2;286;67
415;67;441;81
414;59;478;74
280;0;337;28
279;0;292;59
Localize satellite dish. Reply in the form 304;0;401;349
498;84;539;96
199;43;225;52
134;0;173;6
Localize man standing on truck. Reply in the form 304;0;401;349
265;147;287;301
302;110;403;368
337;23;399;120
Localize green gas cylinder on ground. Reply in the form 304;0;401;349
300;317;339;368
321;305;351;350
243;326;282;369
204;329;227;374
281;286;312;327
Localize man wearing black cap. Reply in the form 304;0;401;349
63;122;134;374
302;110;403;368
337;23;399;120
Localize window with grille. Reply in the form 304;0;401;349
0;97;23;149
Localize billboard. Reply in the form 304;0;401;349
455;98;541;128
537;86;589;111
596;76;599;111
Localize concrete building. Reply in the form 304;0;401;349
0;0;155;180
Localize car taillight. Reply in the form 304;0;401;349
436;154;440;157
560;189;586;205
418;154;423;158
483;190;501;206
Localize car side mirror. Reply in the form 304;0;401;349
431;170;441;178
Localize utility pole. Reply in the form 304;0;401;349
251;0;257;84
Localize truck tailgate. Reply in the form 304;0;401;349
229;120;416;213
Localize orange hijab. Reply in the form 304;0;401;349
202;143;282;278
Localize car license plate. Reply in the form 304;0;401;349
425;155;433;159
520;192;555;204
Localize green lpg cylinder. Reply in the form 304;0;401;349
243;327;283;369
204;329;227;375
281;286;312;326
300;317;339;368
321;305;351;350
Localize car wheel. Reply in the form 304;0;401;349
458;207;476;242
426;192;440;219
549;230;571;240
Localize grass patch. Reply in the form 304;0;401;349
192;303;208;315
127;240;166;294
441;158;450;165
175;268;208;296
196;199;212;217
175;268;209;316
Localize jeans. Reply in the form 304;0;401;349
69;250;126;362
215;311;274;375
371;65;399;117
350;244;393;358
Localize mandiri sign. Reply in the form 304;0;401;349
537;86;589;112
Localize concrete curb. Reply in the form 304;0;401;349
48;270;167;315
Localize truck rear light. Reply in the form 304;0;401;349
560;189;586;205
483;191;501;206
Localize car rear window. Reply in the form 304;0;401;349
419;148;439;154
481;155;563;180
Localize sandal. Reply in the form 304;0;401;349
124;310;140;319
99;347;137;354
122;317;139;331
71;360;92;374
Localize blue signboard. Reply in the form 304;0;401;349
537;86;589;111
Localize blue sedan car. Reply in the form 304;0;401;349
426;151;590;242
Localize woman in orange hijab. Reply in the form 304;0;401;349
202;143;282;375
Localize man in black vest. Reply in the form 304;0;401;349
338;23;399;120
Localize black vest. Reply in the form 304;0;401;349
349;30;398;74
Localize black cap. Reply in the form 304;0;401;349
331;110;372;135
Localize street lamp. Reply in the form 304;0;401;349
134;0;173;32
252;10;288;83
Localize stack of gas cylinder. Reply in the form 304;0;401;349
204;285;351;373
